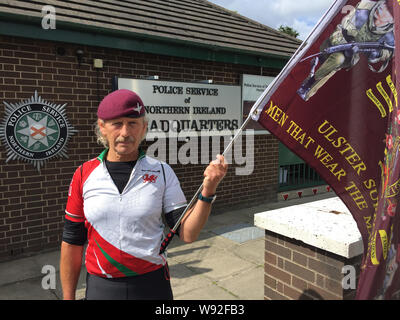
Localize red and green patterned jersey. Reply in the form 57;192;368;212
65;149;187;278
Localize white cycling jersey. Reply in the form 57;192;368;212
65;149;187;278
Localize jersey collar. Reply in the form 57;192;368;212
97;148;146;162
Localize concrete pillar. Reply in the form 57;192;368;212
254;197;363;300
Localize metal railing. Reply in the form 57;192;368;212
279;163;325;191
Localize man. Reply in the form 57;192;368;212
297;0;394;101
60;89;228;300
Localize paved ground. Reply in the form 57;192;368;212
0;190;334;300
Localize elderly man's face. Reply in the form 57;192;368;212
98;117;147;161
374;2;393;28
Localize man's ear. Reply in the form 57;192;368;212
144;119;148;132
138;117;148;143
98;119;106;135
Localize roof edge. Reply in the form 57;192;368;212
0;12;290;69
199;0;303;44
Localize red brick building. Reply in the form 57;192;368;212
0;0;300;260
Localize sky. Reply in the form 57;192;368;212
207;0;336;40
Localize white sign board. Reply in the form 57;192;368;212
241;74;274;132
118;78;241;137
241;74;275;101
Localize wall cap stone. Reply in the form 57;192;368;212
254;197;363;259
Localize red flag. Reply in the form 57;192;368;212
251;0;398;299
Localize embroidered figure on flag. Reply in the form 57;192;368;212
297;0;394;101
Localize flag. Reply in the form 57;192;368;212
251;0;398;299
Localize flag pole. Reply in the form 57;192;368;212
159;109;258;254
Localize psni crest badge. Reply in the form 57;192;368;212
0;91;77;172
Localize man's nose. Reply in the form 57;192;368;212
120;124;130;137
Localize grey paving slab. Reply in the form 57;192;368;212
211;223;265;243
169;262;211;298
0;254;54;287
216;266;264;300
182;250;255;282
0;277;58;300
174;282;239;300
233;238;265;266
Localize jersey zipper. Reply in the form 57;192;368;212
120;157;141;197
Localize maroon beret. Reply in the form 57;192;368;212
97;89;145;120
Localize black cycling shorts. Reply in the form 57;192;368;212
85;265;173;300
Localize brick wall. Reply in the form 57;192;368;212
0;35;280;261
264;230;362;300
